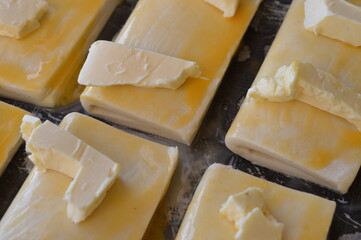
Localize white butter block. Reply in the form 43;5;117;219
220;188;283;240
176;164;335;240
248;61;361;131
203;0;241;17
304;0;361;46
24;119;120;223
0;0;48;39
79;41;201;89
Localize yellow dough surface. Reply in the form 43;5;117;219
0;113;178;240
0;101;28;175
176;164;335;240
226;0;361;193
81;0;262;145
0;0;120;107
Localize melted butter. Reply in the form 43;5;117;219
82;0;260;129
0;0;110;105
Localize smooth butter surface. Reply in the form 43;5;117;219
0;113;178;240
79;41;201;89
81;0;262;145
226;0;361;193
0;101;28;175
176;164;335;240
0;0;120;107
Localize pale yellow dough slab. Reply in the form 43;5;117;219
176;164;335;240
0;101;29;175
0;0;120;107
0;113;178;240
226;0;361;194
80;0;262;145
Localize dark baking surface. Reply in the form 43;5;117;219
1;0;360;239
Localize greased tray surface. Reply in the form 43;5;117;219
0;0;360;239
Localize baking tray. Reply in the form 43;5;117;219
1;0;361;239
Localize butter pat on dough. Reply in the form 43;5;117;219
248;61;361;131
304;0;361;46
22;116;120;223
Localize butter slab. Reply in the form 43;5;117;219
81;0;262;145
176;164;335;240
0;113;178;239
226;0;361;193
78;41;201;89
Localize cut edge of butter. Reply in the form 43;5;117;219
220;187;266;223
203;0;240;17
235;207;284;240
22;116;121;223
304;0;361;47
247;60;361;131
20;115;42;142
0;0;49;39
78;40;202;90
220;187;283;240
